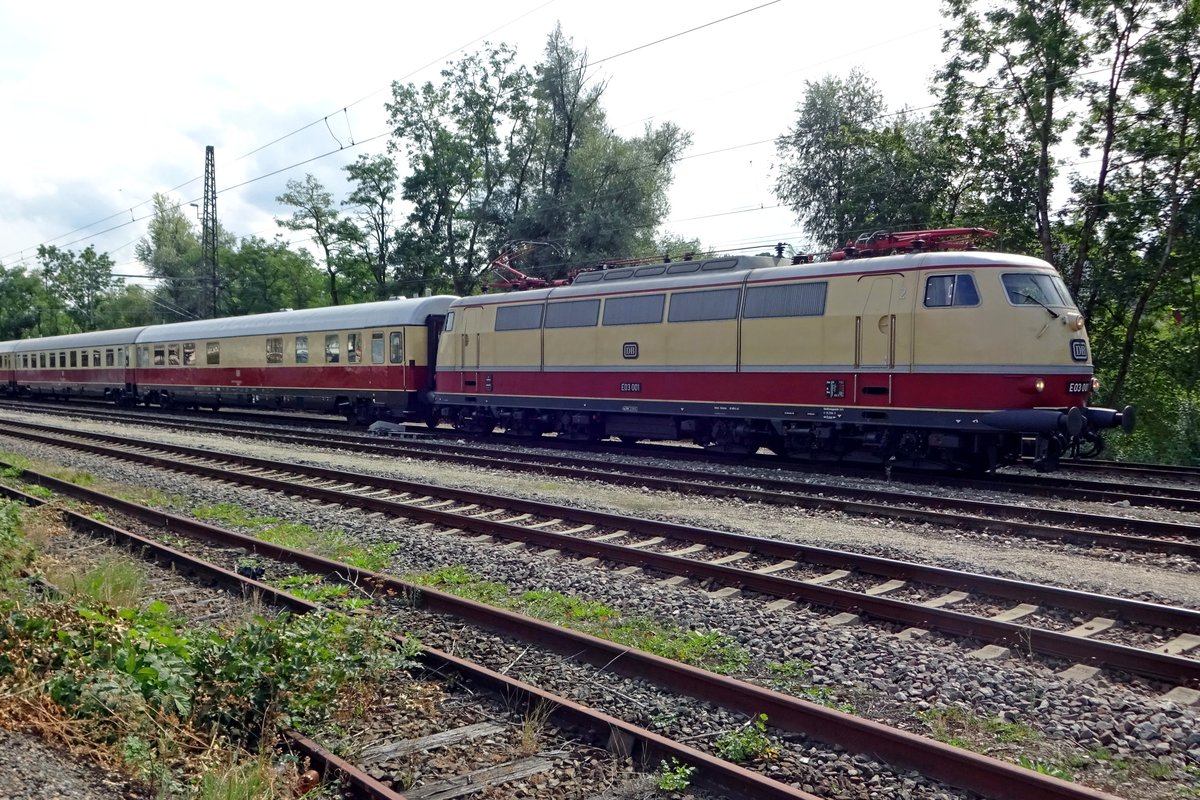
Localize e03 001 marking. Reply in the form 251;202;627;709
1067;380;1090;394
620;382;642;393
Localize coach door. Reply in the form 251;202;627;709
460;306;482;391
856;276;896;371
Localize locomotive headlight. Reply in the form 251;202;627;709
1034;378;1045;393
1068;312;1085;331
1091;376;1100;392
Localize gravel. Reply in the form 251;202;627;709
2;409;1199;799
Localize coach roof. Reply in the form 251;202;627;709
12;326;148;353
136;296;458;344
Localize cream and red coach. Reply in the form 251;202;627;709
431;244;1133;470
7;327;144;401
132;296;455;421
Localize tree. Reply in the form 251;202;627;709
220;236;327;315
276;175;355;305
135;194;204;320
342;154;398;300
35;244;120;332
0;265;47;338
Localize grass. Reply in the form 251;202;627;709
410;565;750;674
47;556;147;608
917;706;1040;751
766;660;854;712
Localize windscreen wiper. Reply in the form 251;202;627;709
1020;292;1060;319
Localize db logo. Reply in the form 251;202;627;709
1070;339;1088;362
622;342;639;359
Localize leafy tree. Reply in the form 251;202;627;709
94;285;159;329
342;154;398;301
35;245;120;332
135;194;204;321
276;175;356;305
0;265;47;338
221;236;327;315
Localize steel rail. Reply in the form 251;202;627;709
2;424;1198;685
0;481;816;800
0;476;1125;800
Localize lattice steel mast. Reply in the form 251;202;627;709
201;145;218;317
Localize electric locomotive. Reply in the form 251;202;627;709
430;230;1133;471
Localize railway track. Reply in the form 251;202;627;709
3;404;1199;559
1;417;1196;691
0;464;1134;800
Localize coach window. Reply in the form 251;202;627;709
266;337;283;364
668;288;741;323
80;351;88;367
106;349;115;367
295;336;309;364
168;344;180;365
93;349;101;366
545;299;600;328
371;332;385;364
743;282;828;318
50;352;57;368
137;347;148;368
325;335;340;363
59;351;66;366
389;332;404;363
40;353;47;368
924;274;979;307
347;333;362;363
70;351;78;368
183;342;196;366
206;341;220;365
153;345;165;366
602;294;665;326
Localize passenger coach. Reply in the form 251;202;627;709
7;327;145;401
431;250;1132;470
133;296;455;421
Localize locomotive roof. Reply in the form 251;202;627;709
137;296;458;343
11;326;148;352
452;250;1055;306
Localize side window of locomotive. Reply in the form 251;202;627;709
389;332;404;363
743;282;828;318
347;333;362;363
325;335;340;363
183;342;196;366
495;304;544;331
668;288;741;322
206;341;220;365
602;294;665;326
295;336;309;364
266;337;284;364
444;311;455;332
924;274;980;307
371;332;385;364
1002;273;1072;307
544;299;600;328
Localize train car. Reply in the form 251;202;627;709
431;240;1133;471
132;296;456;421
9;328;145;401
0;341;15;395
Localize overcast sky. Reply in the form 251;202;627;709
0;0;948;285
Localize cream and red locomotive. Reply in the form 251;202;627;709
0;230;1133;470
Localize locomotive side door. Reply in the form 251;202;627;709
856;276;896;369
460;306;482;391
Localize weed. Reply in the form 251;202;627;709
917;707;1039;752
50;556;147;608
0;453;31;477
1016;755;1074;781
193;503;279;528
277;574;351;604
766;660;853;711
90;511;109;523
518;700;556;755
655;758;696;791
48;468;96;487
1149;759;1174;780
25;484;54;499
715;713;778;762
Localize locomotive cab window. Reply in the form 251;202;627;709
444;312;455;332
371;332;384;364
325;335;340;363
924;274;980;307
347;333;362;363
295;336;309;364
266;337;283;364
206;342;220;365
183;343;195;366
389;332;404;363
1002;273;1074;308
